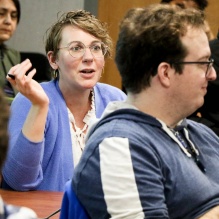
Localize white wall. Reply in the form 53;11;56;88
7;0;87;55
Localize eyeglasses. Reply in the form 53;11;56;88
58;41;108;58
171;58;214;77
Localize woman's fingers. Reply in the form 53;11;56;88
6;59;49;106
6;63;21;82
7;59;33;81
25;68;37;83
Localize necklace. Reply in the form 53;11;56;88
169;128;206;173
158;118;206;173
68;89;96;166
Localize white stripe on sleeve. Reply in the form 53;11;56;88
100;137;144;219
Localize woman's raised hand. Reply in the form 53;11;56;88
7;59;49;106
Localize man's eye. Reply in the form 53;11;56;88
197;63;208;69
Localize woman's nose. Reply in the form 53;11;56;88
4;14;13;24
82;47;94;62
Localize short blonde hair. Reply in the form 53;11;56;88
45;10;112;60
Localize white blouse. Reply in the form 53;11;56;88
68;90;96;167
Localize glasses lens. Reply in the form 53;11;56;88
90;42;107;58
206;59;214;77
68;42;85;58
68;41;107;58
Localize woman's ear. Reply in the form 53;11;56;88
157;62;172;88
47;51;58;70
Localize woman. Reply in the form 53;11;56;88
2;10;126;191
0;0;20;99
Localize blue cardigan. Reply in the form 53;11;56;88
2;80;126;191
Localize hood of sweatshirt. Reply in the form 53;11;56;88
85;101;162;140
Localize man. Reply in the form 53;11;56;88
190;30;219;136
72;4;219;218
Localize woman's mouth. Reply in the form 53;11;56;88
80;69;95;74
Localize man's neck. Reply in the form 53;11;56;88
126;92;184;129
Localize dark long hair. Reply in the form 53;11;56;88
12;0;21;23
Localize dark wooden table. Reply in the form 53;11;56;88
0;189;63;219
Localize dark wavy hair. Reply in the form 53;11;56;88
160;0;208;10
12;0;21;23
115;4;205;94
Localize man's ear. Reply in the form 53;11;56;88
47;51;58;70
157;62;173;88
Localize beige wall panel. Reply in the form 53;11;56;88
206;0;219;36
7;0;85;54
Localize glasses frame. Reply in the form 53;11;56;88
171;58;214;77
58;41;108;58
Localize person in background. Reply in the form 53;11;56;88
160;0;214;40
2;9;126;192
0;0;20;100
0;89;37;219
72;4;219;218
